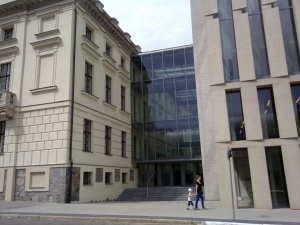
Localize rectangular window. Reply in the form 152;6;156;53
105;126;111;155
86;27;92;41
0;63;11;90
278;0;300;75
85;62;92;94
83;172;92;185
121;131;126;157
106;44;111;56
290;85;300;136
218;0;240;82
247;0;270;78
226;91;246;141
122;173;127;183
83;119;91;152
121;86;126;110
0;121;5;154
105;172;112;184
121;57;125;68
257;88;279;139
265;147;289;208
4;28;13;40
106;76;111;103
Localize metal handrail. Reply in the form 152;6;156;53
146;172;154;198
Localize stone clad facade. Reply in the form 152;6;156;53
0;0;139;203
191;0;300;209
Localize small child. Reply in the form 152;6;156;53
187;188;195;210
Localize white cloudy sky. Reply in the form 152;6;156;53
100;0;193;52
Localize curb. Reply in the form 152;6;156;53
0;214;199;224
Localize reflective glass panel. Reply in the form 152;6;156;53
278;0;300;75
219;13;239;82
247;0;270;78
257;88;279;139
141;55;152;80
131;56;142;82
226;91;246;141
218;0;233;20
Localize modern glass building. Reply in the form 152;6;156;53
191;0;300;209
131;45;202;187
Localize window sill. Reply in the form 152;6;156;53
103;101;117;110
0;38;17;48
119;109;130;117
105;183;113;185
30;85;58;94
81;90;99;101
82;35;99;50
83;150;93;153
121;156;127;158
35;29;60;38
105;153;112;156
83;184;93;186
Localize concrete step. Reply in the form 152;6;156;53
116;187;192;201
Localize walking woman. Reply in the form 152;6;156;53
194;175;206;210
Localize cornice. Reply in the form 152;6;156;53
0;0;140;55
0;0;63;17
77;0;139;55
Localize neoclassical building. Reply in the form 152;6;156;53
0;0;139;203
191;0;300;209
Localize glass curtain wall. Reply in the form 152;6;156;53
226;91;246;141
131;47;200;162
277;0;300;75
218;0;239;82
247;0;270;78
290;85;300;136
257;88;279;139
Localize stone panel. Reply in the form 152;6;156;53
273;81;298;138
241;85;263;140
262;6;288;77
281;143;300;209
0;170;7;201
248;146;272;209
234;12;256;81
14;168;68;203
205;16;224;85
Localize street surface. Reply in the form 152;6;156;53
0;217;182;225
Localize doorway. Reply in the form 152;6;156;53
233;149;254;208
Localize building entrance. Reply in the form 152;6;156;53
138;162;202;187
233;149;254;208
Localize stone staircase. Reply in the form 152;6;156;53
116;187;192;201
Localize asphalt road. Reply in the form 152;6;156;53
0;217;185;225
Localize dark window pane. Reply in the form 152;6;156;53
265;147;289;208
226;91;246;141
163;51;174;68
131;56;142;82
185;47;194;66
277;0;292;9
257;88;279;139
174;49;185;67
219;19;239;82
247;0;261;15
278;2;300;75
290;85;300;136
218;0;233;20
142;55;152;80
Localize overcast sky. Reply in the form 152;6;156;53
100;0;193;52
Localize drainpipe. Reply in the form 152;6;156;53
66;0;77;203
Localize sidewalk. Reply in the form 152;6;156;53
0;200;300;225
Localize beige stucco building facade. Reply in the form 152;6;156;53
0;0;139;203
191;0;300;209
